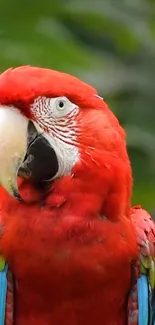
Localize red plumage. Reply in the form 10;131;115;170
0;66;152;325
0;179;138;325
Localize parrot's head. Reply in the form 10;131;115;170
0;66;132;219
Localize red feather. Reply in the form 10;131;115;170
0;178;138;325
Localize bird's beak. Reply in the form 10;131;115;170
0;106;58;200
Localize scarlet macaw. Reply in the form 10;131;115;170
0;66;154;325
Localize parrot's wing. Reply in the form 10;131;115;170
0;212;14;325
128;206;155;325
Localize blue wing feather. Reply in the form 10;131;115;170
0;264;8;325
137;275;149;325
129;207;155;325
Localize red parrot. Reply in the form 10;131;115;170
0;66;154;325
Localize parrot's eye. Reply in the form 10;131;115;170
56;99;66;111
53;96;78;117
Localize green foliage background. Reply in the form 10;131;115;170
0;0;155;213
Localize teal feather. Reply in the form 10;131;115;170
0;264;8;325
137;275;149;325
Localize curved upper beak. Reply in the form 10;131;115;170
0;106;58;200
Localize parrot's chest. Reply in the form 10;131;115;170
1;210;138;325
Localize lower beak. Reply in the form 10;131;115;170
0;106;58;200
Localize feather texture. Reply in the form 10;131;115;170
137;275;148;325
0;263;8;325
0;262;14;325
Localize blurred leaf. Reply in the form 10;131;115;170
126;125;155;173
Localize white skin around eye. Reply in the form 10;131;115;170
30;96;80;179
48;97;78;118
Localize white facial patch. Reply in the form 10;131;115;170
30;96;79;178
